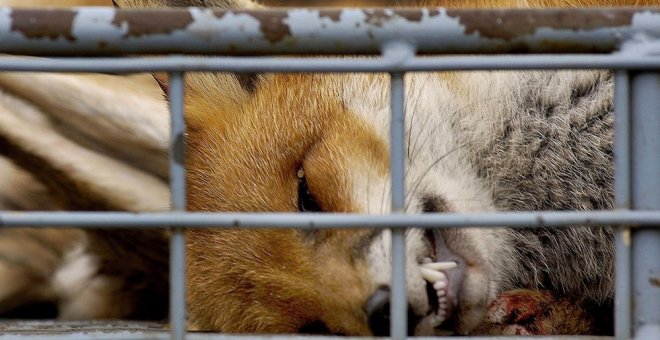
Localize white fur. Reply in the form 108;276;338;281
0;70;170;177
339;72;519;334
51;244;117;320
52;244;97;301
0;91;170;212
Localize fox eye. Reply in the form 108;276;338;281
297;168;322;212
298;320;330;334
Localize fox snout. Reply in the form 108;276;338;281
363;228;477;336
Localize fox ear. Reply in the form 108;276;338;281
112;0;260;9
113;0;262;124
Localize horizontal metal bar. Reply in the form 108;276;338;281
1;54;660;73
0;320;617;340
0;211;659;229
0;334;615;340
0;335;620;340
0;7;659;56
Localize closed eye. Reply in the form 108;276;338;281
297;167;322;212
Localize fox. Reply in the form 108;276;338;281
0;0;657;336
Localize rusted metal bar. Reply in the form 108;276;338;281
0;7;658;55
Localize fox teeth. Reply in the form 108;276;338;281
433;280;447;290
429;314;445;328
420;267;447;283
420;261;457;270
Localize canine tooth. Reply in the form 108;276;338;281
429;315;444;328
421;261;457;271
433;280;447;290
420;267;446;283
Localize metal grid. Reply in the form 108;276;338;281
0;6;659;340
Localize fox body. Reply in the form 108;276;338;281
178;70;616;335
113;0;621;335
1;0;655;336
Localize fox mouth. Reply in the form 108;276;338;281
417;230;466;332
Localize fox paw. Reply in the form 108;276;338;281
474;289;597;335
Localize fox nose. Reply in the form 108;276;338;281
365;286;391;336
364;286;417;336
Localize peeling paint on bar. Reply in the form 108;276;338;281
0;7;658;55
112;9;193;38
10;9;77;41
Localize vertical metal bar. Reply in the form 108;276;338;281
630;72;660;337
390;72;407;340
614;71;632;339
615;71;632;210
169;71;187;340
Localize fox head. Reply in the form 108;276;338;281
112;0;638;336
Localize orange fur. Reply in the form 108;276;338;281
159;0;655;334
184;73;389;333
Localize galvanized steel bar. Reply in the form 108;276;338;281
0;8;659;56
390;69;407;339
630;73;660;335
4;55;660;74
2;211;660;229
614;71;632;339
168;71;187;340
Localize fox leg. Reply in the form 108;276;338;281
474;289;610;335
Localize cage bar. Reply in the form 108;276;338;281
0;8;659;56
168;71;187;340
390;71;407;339
630;73;660;336
614;71;632;339
3;55;660;73
2;211;660;229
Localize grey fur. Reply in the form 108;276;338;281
458;70;614;302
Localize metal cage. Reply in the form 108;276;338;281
0;6;659;340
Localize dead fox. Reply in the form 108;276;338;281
1;0;656;336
